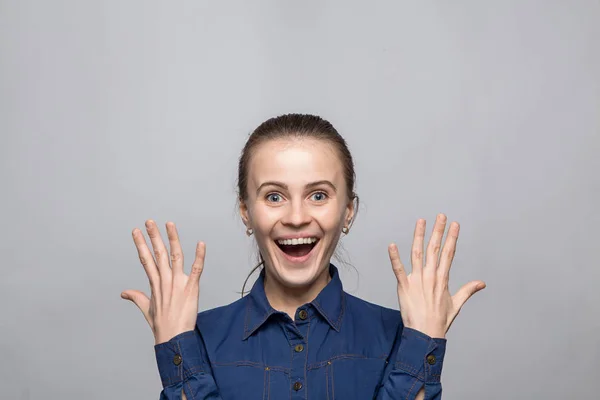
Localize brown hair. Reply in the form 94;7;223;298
238;113;359;295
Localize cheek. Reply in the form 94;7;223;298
251;211;276;257
251;205;279;235
314;207;345;231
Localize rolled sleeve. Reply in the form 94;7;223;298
394;327;447;383
154;330;205;388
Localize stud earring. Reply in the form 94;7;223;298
246;227;254;236
342;226;349;234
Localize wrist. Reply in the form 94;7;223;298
155;328;196;345
403;324;446;339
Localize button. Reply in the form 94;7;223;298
426;354;436;365
298;309;308;320
293;381;303;391
173;354;182;366
294;344;304;352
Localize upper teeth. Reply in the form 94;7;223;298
277;238;318;245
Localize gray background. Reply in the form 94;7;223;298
1;1;598;399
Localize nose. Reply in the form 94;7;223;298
281;200;311;228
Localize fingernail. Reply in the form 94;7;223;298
121;293;129;300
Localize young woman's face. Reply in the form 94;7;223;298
241;138;354;289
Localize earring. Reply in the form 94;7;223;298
342;226;349;234
246;227;254;236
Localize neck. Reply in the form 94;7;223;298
263;265;331;320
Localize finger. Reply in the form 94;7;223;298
166;222;184;275
132;228;160;296
411;219;426;275
388;243;409;289
121;290;152;327
425;213;447;275
145;220;172;276
437;221;459;285
145;220;173;299
452;281;486;310
187;241;206;290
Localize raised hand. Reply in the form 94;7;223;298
121;220;206;345
388;213;485;339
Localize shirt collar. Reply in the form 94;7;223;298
242;263;345;340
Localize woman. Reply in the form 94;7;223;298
121;114;485;400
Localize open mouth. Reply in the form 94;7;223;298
275;238;319;260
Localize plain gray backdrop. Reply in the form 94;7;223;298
1;1;598;399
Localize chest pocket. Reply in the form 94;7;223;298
212;362;270;400
325;356;387;400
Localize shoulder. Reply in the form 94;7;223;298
344;291;401;319
343;292;403;333
195;296;248;338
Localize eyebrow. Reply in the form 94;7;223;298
255;180;337;196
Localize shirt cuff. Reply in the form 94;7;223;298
154;330;205;388
394;327;447;383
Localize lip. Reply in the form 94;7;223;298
274;238;320;264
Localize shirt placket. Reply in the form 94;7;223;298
288;306;311;399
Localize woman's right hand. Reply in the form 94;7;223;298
121;220;206;345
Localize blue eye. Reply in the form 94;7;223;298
266;193;282;203
310;192;328;202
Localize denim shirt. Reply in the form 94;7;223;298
154;265;447;399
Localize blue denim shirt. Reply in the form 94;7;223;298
154;265;447;399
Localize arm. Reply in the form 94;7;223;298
121;221;223;400
155;330;222;400
379;214;485;399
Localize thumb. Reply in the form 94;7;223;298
121;290;151;324
452;281;486;310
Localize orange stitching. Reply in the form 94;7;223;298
404;378;419;400
325;362;330;400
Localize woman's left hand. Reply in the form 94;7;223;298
388;213;485;339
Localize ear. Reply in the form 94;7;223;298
345;196;355;226
239;198;250;227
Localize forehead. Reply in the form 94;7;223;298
247;138;344;187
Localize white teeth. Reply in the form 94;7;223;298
277;237;318;245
